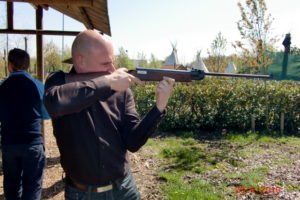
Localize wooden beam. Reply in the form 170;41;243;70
29;3;48;10
0;29;80;36
79;7;94;29
1;0;93;7
7;2;13;29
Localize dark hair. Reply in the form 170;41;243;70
8;48;30;71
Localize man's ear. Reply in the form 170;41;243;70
8;62;13;73
73;55;84;73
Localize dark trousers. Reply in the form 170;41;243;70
1;144;46;200
65;171;141;200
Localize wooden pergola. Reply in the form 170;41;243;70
0;0;111;82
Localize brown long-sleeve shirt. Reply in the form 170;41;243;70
44;70;165;185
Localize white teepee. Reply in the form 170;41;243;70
164;42;179;66
191;52;209;72
225;62;237;73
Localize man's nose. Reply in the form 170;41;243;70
107;64;116;72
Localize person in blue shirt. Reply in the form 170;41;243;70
0;48;50;200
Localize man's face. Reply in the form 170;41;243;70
76;44;116;73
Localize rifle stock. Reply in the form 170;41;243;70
128;67;272;82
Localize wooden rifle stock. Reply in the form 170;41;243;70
128;68;272;82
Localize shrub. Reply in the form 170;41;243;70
132;79;299;134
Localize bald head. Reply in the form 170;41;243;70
72;30;115;73
72;30;111;57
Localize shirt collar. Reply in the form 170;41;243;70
9;71;31;78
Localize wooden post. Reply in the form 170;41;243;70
36;6;43;82
280;113;284;134
251;114;255;133
4;49;8;77
24;36;28;52
5;1;12;77
7;2;13;30
36;6;45;136
281;33;291;79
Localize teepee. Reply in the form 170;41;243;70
191;51;209;72
163;42;180;69
225;62;237;73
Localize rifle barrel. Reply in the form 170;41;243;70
205;72;272;79
129;68;273;81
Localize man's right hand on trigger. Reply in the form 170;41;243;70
105;68;144;92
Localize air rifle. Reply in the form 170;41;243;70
65;67;272;83
128;67;272;82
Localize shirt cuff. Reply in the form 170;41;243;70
154;105;166;116
147;106;166;122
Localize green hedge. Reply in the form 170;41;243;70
132;78;300;134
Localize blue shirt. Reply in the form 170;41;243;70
0;72;50;145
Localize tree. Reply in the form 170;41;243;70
114;47;134;69
43;41;61;74
233;0;277;73
148;54;162;68
0;51;5;79
136;52;148;67
0;5;9;77
206;32;227;72
61;45;72;72
290;46;300;55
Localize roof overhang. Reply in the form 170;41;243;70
0;0;111;83
0;0;111;36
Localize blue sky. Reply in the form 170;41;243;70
0;0;300;63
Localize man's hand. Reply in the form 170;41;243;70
105;68;144;92
156;77;175;112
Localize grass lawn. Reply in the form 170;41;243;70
144;132;300;200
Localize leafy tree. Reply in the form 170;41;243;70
43;41;61;74
114;47;134;69
233;0;277;73
290;46;300;55
206;32;227;72
29;57;36;74
61;45;72;72
0;52;5;79
136;52;148;67
148;54;162;68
